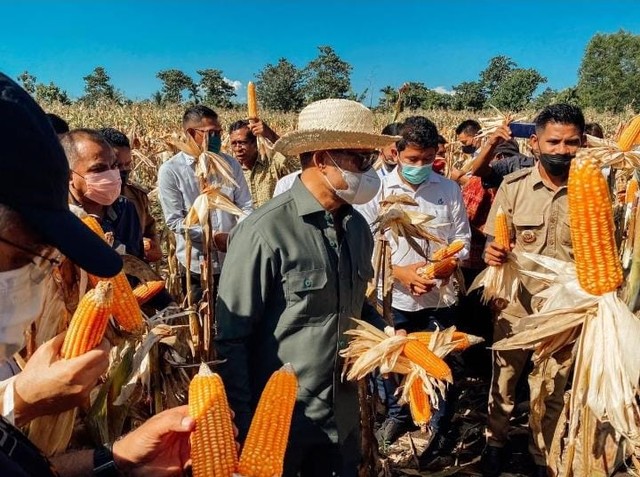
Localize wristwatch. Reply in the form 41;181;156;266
93;442;120;476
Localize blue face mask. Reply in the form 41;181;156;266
208;134;222;154
400;163;432;185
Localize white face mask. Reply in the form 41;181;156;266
0;262;48;362
325;154;381;205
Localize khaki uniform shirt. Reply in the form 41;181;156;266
485;164;574;318
242;151;299;208
122;182;156;238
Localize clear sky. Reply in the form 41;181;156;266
2;0;640;105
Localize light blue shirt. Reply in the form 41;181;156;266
158;151;253;274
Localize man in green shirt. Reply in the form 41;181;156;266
215;99;400;476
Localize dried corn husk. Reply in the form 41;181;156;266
581;135;640;170
476;105;527;139
184;186;245;229
493;252;640;473
165;132;237;187
339;319;483;425
468;251;522;306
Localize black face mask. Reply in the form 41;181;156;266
120;170;130;187
461;145;476;154
538;153;574;177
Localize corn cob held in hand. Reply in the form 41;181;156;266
238;364;298;477
132;280;165;306
402;339;452;382
61;281;113;359
189;363;238;477
568;157;623;295
82;216;144;333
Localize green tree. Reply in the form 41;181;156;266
255;58;305;112
577;30;640;112
452;81;486;110
480;55;516;97
377;85;398;110
156;69;196;104
531;87;558;110
197;69;236;109
17;71;37;94
303;45;352;102
490;68;547;111
82;67;119;104
35;82;71;105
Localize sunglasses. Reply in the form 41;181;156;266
0;236;62;283
330;150;378;172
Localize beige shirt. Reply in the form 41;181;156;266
242;151;299;208
485;163;574;318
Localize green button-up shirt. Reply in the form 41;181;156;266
215;176;382;454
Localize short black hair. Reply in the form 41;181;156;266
60;128;113;168
585;122;604;138
47;113;69;134
437;134;447;145
455;119;481;136
229;119;256;143
99;127;130;149
397;116;439;152
534;104;585;135
182;105;218;128
300;151;314;169
381;122;402;136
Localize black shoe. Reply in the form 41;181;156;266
375;418;412;446
480;445;506;477
534;465;549;477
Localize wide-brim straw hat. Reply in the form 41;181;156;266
274;99;402;156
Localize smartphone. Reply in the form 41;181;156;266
509;122;536;138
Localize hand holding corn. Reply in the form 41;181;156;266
392;262;436;295
12;333;109;426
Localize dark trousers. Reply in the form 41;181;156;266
376;306;460;433
283;442;358;477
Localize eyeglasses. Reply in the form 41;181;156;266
194;128;222;138
330;150;378;172
0;236;62;284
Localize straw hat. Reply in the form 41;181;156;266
274;99;401;156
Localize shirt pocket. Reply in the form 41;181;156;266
284;268;331;325
351;263;374;310
512;214;544;251
560;218;572;247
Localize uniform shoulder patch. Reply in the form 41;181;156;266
503;167;532;184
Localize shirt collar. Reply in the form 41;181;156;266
387;165;442;190
530;162;567;191
291;177;327;216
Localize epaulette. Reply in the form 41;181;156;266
503;167;532;184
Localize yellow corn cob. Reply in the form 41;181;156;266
626;177;638;204
61;281;113;359
617;115;640;152
247;81;258;120
568;156;623;295
494;206;510;249
409;331;481;353
402;339;452;381
408;379;431;426
431;239;465;261
238;363;298;477
189;363;238;477
418;257;458;279
82;216;144;334
132;280;165;306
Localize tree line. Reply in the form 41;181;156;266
17;30;640;113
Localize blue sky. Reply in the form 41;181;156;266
2;0;640;105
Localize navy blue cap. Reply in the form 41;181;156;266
0;72;122;277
